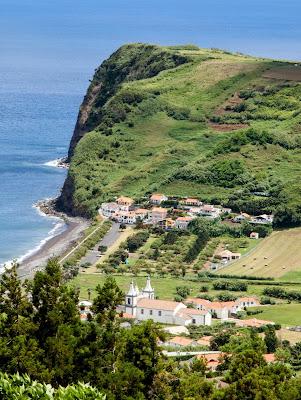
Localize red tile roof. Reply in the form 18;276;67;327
137;298;181;311
168;336;193;346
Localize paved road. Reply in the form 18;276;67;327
162;350;221;357
80;222;121;265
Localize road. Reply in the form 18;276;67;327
162;350;221;357
79;222;122;266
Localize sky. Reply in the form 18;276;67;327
1;0;301;76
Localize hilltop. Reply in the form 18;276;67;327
57;43;301;225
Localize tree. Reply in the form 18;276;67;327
122;321;165;396
226;350;266;383
92;276;124;323
264;326;279;353
0;264;50;381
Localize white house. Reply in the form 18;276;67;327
150;193;168;205
151;207;168;224
116;196;134;211
217;250;241;262
251;214;273;225
181;198;201;208
199;205;221;219
185;297;253;320
232;213;250;223
114;211;137;224
174;216;194;230
100;202;119;218
124;277;211;326
235;296;259;308
135;208;149;220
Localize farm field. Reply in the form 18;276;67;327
248;303;301;326
72;272;301;301
218;228;301;278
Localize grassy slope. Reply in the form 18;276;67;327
248;303;301;326
68;44;301;216
218;227;301;278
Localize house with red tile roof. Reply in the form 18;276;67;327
196;335;213;347
175;216;194;230
151;207;168;224
264;353;276;363
114;210;137;224
166;336;194;347
217;249;241;262
235;296;259;308
196;352;226;371
150;193;168;205
181;198;201;207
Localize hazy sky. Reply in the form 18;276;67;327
1;0;301;73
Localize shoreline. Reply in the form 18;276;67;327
17;198;90;278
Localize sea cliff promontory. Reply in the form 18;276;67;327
58;43;301;227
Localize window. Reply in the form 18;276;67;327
192;319;196;324
158;311;162;316
141;309;144;314
150;310;153;315
127;298;131;305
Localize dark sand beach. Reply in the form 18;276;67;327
17;217;89;278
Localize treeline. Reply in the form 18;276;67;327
63;220;112;267
184;231;209;263
212;280;248;292
202;272;274;281
263;287;301;302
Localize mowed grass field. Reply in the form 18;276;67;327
72;272;301;302
248;303;301;326
218;228;301;278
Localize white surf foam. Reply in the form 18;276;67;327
0;206;67;271
44;158;68;169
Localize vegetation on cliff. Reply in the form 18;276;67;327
59;43;301;224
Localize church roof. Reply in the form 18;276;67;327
137;298;182;311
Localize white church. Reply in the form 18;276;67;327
122;276;211;326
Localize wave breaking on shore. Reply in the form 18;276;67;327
44;157;69;169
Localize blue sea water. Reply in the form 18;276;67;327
0;0;301;265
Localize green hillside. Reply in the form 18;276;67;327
58;43;301;223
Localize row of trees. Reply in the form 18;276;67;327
212;280;248;292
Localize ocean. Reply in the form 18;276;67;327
1;0;301;266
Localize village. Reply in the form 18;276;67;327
98;193;273;264
99;193;274;231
